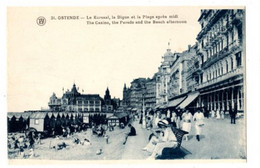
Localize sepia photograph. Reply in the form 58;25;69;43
5;5;247;164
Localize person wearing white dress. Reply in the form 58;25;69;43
181;109;192;141
143;120;178;160
216;109;221;119
211;110;215;118
193;110;205;141
220;110;225;119
170;111;177;127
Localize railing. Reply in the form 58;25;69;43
48;102;62;106
198;67;243;89
231;10;243;25
202;45;230;69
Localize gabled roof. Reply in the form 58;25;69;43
78;94;101;100
30;112;48;119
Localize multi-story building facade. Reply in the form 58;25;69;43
155;46;176;106
195;9;245;113
168;45;197;98
145;77;156;109
48;83;102;112
129;78;146;110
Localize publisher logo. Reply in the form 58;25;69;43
36;16;46;26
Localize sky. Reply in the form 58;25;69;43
7;7;201;112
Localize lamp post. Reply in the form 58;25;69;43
142;86;146;128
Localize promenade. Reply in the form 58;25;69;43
8;116;246;160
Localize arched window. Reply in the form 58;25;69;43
231;57;234;71
221;64;223;75
226;60;229;73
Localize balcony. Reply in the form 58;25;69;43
231;10;243;25
229;40;242;53
48;102;61;106
198;67;243;89
202;46;229;69
197;10;227;40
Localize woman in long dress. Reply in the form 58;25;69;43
193;109;205;141
142;120;178;160
181;109;193;141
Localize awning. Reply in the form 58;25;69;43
167;96;187;108
178;91;199;109
131;108;137;111
154;105;160;109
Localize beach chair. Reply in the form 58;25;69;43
156;126;189;159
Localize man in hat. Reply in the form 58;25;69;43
143;119;178;160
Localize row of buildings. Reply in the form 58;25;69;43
48;83;120;113
122;9;245;114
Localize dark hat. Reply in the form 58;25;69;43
157;119;169;128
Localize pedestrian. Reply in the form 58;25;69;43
193;109;205;141
211;110;215;118
153;111;161;129
170;111;177;127
66;127;71;137
216;109;221;119
29;148;35;158
105;134;109;144
143;119;178;160
28;132;35;149
123;124;136;145
230;108;237;124
176;108;182;129
220;110;225;119
35;133;42;145
181;109;193;141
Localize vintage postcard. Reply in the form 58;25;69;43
6;6;246;164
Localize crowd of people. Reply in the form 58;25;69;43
136;106;241;159
7;131;41;159
136;108;206;159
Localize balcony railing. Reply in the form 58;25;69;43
48;102;62;106
231;10;243;25
198;67;243;89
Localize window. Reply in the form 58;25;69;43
34;119;39;125
63;100;67;104
236;52;242;67
231;30;234;43
84;108;88;111
226;61;229;73
231;58;234;70
78;108;82;112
